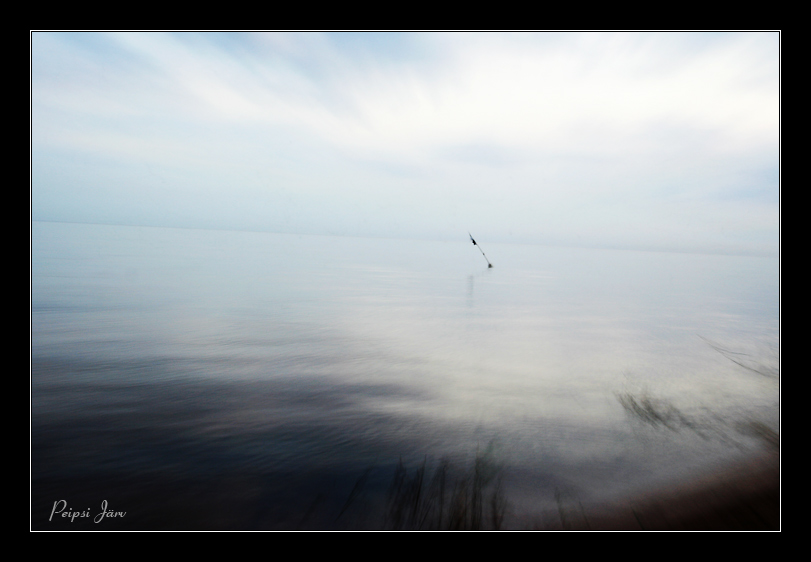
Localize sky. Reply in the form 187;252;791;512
31;32;779;255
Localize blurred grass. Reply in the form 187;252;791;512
385;447;506;530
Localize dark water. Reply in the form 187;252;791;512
31;222;779;529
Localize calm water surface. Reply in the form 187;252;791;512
31;222;779;528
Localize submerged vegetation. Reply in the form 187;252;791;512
616;336;779;448
299;444;508;530
385;449;506;530
699;336;779;379
616;392;697;432
616;389;779;448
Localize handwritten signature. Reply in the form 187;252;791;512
50;500;126;523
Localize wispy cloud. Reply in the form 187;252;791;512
31;32;779;254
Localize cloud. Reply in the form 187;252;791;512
31;32;779;254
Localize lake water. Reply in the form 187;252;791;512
31;221;779;529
